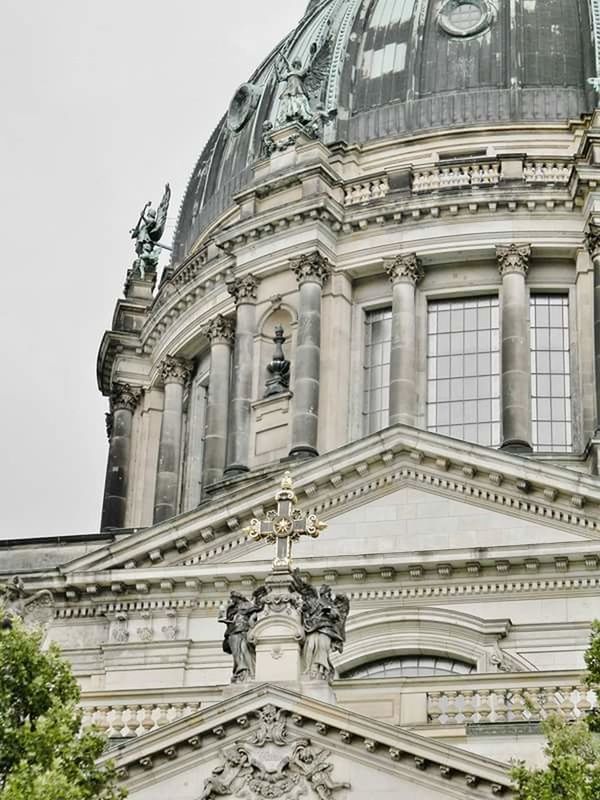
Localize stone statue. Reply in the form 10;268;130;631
264;325;291;397
130;183;171;278
274;39;332;129
293;575;350;681
199;747;252;800
0;576;53;629
294;745;351;800
219;589;265;683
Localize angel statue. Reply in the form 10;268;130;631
1;576;53;629
274;39;331;129
293;575;350;681
218;589;265;683
129;183;171;278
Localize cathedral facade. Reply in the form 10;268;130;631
4;1;600;797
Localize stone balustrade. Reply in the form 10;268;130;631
412;161;500;192
523;161;572;183
81;700;203;738
343;176;389;206
428;682;596;726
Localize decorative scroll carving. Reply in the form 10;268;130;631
384;253;424;286
159;355;193;386
264;326;291;397
291;252;331;288
199;705;349;800
496;244;531;277
204;314;236;346
227;274;259;306
110;383;141;413
0;577;53;629
585;222;600;260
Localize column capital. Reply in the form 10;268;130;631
110;383;141;413
227;274;259;306
204;314;236;346
496;244;531;277
159;356;193;387
291;251;331;287
585;222;600;260
384;253;424;285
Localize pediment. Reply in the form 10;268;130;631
61;426;600;579
107;683;512;800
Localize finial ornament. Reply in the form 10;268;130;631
129;183;172;279
384;253;424;285
244;472;327;570
496;244;531;276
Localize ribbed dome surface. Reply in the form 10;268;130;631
172;0;596;263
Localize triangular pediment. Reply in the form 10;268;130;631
106;683;512;800
61;426;600;581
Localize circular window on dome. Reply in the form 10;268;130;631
227;83;259;133
438;0;494;38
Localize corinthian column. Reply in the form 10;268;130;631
586;224;600;439
497;244;532;453
289;252;331;458
101;383;141;531
385;253;424;427
203;315;235;486
225;275;259;477
153;356;193;524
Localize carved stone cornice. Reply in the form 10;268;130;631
384;253;424;286
159;356;193;387
290;252;331;287
204;314;236;346
227;274;259;306
110;383;141;413
585;222;600;261
496;244;531;277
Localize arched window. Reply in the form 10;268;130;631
341;655;476;679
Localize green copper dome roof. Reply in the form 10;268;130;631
172;0;596;263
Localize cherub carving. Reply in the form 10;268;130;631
274;39;332;128
1;576;53;629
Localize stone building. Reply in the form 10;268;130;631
3;1;600;798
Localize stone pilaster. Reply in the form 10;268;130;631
289;252;331;458
385;253;424;427
101;383;141;531
586;224;600;437
153;356;193;524
497;244;532;453
204;315;236;486
225;276;259;477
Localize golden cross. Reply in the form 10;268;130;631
244;472;327;570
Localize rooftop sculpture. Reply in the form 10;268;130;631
129;183;171;279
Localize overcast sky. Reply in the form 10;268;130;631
0;0;307;539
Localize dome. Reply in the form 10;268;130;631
172;0;597;263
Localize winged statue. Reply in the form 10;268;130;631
1;576;54;629
274;38;332;129
130;183;171;278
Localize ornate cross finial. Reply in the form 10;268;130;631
244;472;326;571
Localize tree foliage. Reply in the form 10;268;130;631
0;615;126;800
511;622;600;800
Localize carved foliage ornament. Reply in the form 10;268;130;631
438;0;495;38
204;314;236;346
384;253;424;286
227;274;259;306
291;252;331;287
110;383;141;413
159;355;193;387
585;222;600;260
199;705;350;800
496;244;531;277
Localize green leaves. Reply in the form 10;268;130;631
0;616;126;800
512;622;600;799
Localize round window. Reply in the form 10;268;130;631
438;0;494;38
227;83;259;133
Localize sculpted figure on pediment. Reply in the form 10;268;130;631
0;576;53;629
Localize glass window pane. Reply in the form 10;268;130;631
530;295;572;452
427;296;500;446
363;308;392;435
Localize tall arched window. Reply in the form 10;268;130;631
341;655;476;679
